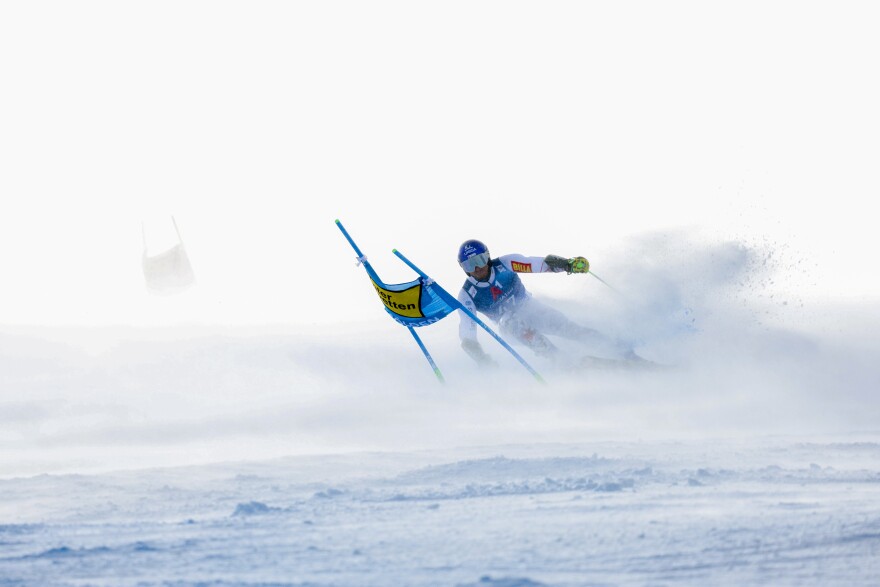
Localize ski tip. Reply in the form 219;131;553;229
392;248;398;253
334;218;340;224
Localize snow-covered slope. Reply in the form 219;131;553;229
1;439;879;586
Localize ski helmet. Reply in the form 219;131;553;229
458;239;490;272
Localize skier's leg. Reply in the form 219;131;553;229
518;299;636;359
498;312;559;358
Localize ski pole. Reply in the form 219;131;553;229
589;271;620;294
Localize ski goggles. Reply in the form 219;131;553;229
459;252;490;272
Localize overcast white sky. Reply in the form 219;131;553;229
1;1;878;327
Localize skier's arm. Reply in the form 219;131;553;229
499;254;590;274
457;288;496;366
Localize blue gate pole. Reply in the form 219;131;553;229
407;326;445;384
335;219;366;259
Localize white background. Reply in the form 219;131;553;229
1;1;878;327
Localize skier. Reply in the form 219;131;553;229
456;239;639;367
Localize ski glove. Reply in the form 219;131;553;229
461;339;498;368
568;256;590;274
544;255;590;274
